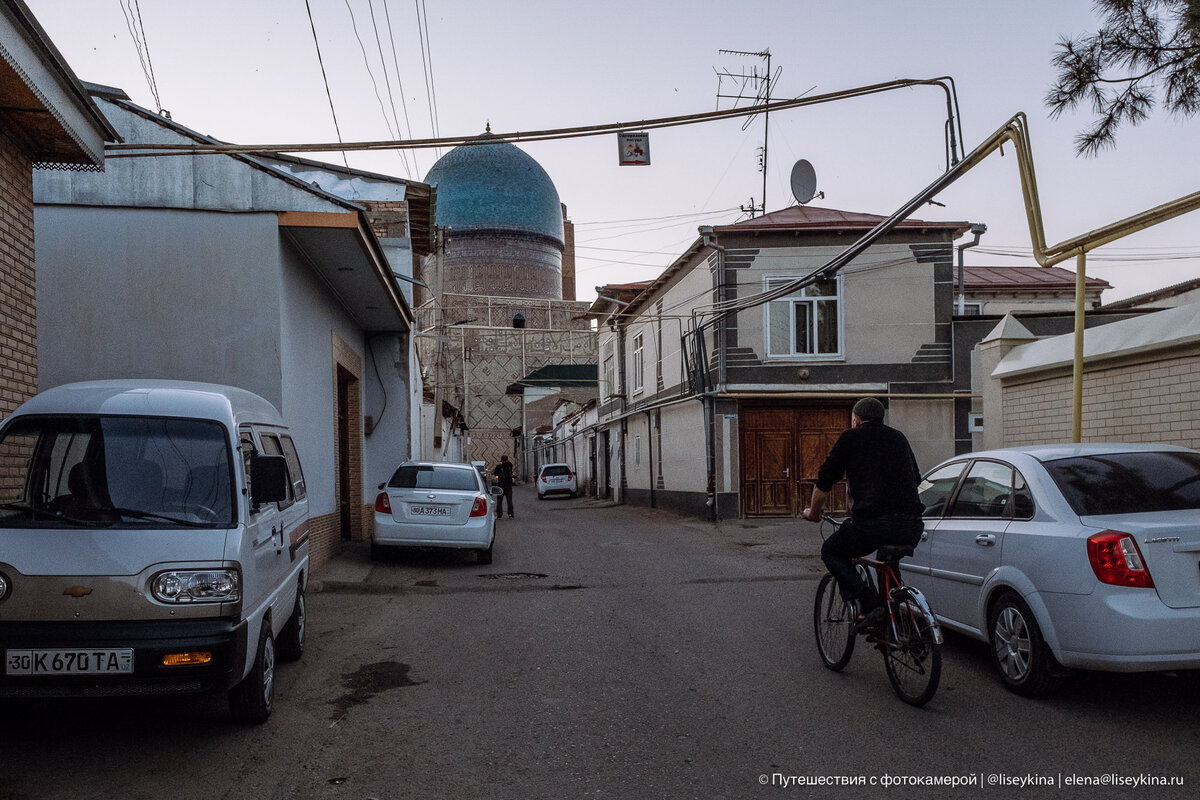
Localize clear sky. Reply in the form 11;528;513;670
27;0;1200;302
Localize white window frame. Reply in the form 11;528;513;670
631;333;644;395
762;274;844;360
603;354;616;399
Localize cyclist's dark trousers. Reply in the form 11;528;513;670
821;515;924;605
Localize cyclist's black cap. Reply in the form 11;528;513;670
852;397;886;421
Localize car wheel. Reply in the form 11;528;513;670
988;592;1062;697
229;622;275;724
477;543;493;565
276;583;305;662
370;542;387;561
537;493;544;500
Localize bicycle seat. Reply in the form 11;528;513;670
876;544;915;562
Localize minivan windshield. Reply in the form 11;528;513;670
1045;451;1200;516
0;415;236;529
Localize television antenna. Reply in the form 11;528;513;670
716;48;778;216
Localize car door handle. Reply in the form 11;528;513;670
975;534;997;547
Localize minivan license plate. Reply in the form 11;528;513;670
6;648;134;676
411;505;450;517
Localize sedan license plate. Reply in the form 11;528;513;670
410;504;451;517
6;648;134;676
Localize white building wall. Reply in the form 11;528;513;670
34;206;283;405
733;243;935;365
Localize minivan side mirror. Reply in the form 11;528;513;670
250;454;289;505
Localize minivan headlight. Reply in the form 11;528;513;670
152;569;240;603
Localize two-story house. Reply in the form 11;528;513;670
591;205;970;519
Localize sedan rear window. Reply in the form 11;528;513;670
1045;451;1200;515
389;465;479;491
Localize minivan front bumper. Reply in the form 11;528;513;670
0;618;248;698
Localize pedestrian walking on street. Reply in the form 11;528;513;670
493;455;515;518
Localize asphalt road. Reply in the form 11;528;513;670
3;484;1198;799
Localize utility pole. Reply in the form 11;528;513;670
716;48;776;216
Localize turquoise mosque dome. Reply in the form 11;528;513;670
423;131;564;245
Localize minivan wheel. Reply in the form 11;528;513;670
229;623;275;724
988;592;1062;697
277;584;305;662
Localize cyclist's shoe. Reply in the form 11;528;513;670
853;604;886;635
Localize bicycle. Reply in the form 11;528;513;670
812;516;944;707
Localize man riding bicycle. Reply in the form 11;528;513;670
802;397;924;632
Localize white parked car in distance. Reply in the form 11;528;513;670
537;463;577;499
373;461;503;564
906;442;1200;695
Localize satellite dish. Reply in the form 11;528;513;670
790;159;818;205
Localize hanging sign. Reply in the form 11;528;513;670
618;132;650;166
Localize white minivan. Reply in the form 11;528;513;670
0;380;309;723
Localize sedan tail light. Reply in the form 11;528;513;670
1087;530;1155;588
567;471;575;481
469;496;488;517
375;492;392;514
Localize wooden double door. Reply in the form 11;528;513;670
740;404;851;517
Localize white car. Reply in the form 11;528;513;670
373;461;502;564
537;463;577;499
905;443;1200;695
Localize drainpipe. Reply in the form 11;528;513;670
957;223;987;315
699;225;729;388
698;226;727;522
645;409;656;509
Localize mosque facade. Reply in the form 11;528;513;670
416;132;596;480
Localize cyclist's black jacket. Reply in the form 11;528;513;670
815;419;923;520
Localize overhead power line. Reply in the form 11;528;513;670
120;0;162;114
105;76;962;158
304;0;349;168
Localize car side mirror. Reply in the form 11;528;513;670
489;486;504;497
250;454;289;505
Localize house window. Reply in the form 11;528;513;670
632;333;644;394
962;302;983;316
765;276;842;358
603;354;616;399
633;434;642;470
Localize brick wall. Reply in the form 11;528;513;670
0;128;37;420
1002;353;1200;449
307;510;342;571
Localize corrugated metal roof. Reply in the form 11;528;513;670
506;363;598;394
716;205;969;235
993;301;1200;379
957;266;1111;291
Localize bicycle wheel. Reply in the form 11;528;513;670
882;587;941;707
813;573;856;670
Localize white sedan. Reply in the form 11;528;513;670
536;463;577;499
373;461;502;564
905;443;1200;696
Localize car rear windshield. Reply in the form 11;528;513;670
389;465;479;491
1045;451;1200;516
542;466;570;477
